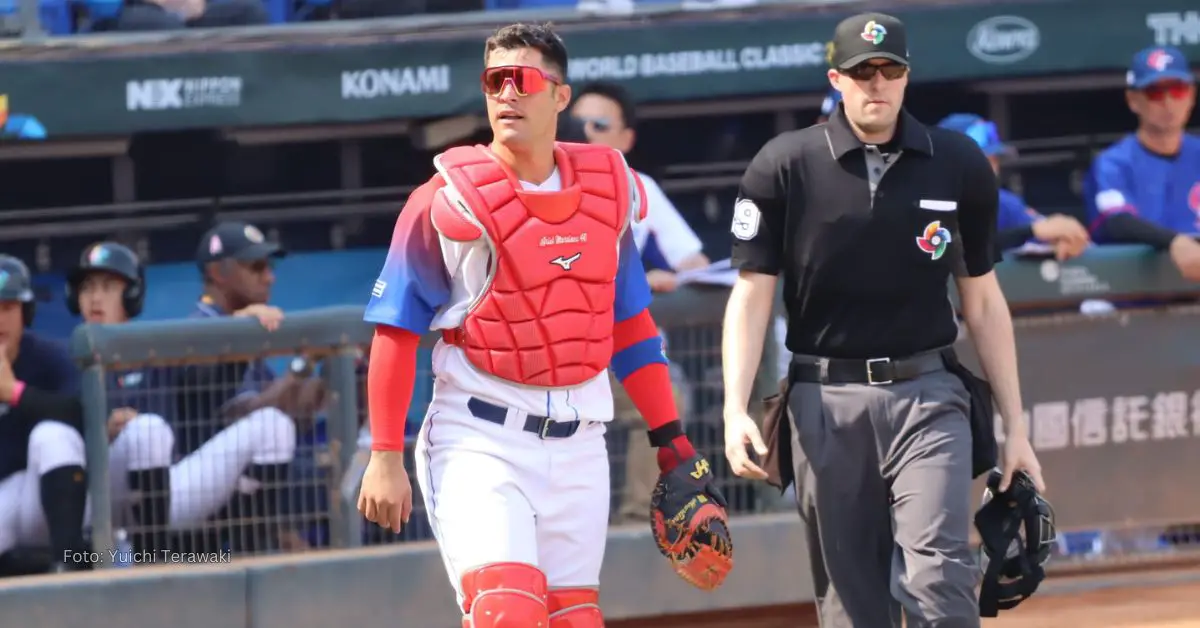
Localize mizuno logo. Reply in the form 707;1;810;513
550;253;582;271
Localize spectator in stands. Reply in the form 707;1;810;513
939;113;1090;260
334;0;423;21
570;81;711;292
1085;46;1200;281
89;0;267;32
174;221;322;552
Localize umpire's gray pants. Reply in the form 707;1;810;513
789;364;980;628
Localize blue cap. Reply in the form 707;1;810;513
820;88;842;117
1127;46;1195;89
937;113;1016;159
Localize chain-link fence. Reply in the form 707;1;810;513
73;288;1200;578
75;287;780;565
76;309;369;565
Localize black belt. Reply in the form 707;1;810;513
791;348;949;386
467;397;582;439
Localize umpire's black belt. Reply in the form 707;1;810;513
467;396;582;439
791;348;949;386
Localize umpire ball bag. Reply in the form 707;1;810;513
974;468;1056;617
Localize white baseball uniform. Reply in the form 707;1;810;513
0;420;86;555
364;155;655;607
105;408;297;528
0;408;295;555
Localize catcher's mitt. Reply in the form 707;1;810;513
649;454;733;591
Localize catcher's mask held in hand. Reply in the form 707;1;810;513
975;468;1056;617
649;454;733;591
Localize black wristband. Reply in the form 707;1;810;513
647;420;684;447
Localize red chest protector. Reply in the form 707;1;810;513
429;142;646;388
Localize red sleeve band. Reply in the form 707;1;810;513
367;325;420;451
612;308;659;353
612;309;696;471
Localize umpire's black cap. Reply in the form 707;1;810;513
196;221;286;266
827;12;909;70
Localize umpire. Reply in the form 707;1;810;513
720;13;1046;627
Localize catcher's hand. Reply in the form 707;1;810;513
650;454;733;591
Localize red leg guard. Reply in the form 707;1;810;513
460;562;550;628
548;588;604;627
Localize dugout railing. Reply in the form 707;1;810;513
69;245;1200;573
70;283;782;562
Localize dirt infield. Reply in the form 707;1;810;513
983;580;1200;628
609;569;1200;628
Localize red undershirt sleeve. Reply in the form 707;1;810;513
367;325;421;452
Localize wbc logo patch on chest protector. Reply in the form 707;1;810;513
916;220;952;260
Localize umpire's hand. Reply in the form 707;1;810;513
724;411;768;480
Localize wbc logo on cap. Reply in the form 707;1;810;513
861;20;887;45
1146;49;1173;72
87;245;109;265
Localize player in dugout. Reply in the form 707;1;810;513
1085;45;1200;284
0;254;89;575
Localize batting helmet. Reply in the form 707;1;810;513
975;468;1056;617
65;241;146;319
0;254;36;327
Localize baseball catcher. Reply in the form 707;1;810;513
356;22;730;628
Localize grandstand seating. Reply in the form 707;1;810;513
0;0;688;35
0;0;70;35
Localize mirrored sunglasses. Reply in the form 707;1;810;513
1142;81;1194;102
481;65;560;97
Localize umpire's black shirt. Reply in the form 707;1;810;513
731;104;999;359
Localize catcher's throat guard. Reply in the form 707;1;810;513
650;454;733;591
975;468;1056;617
